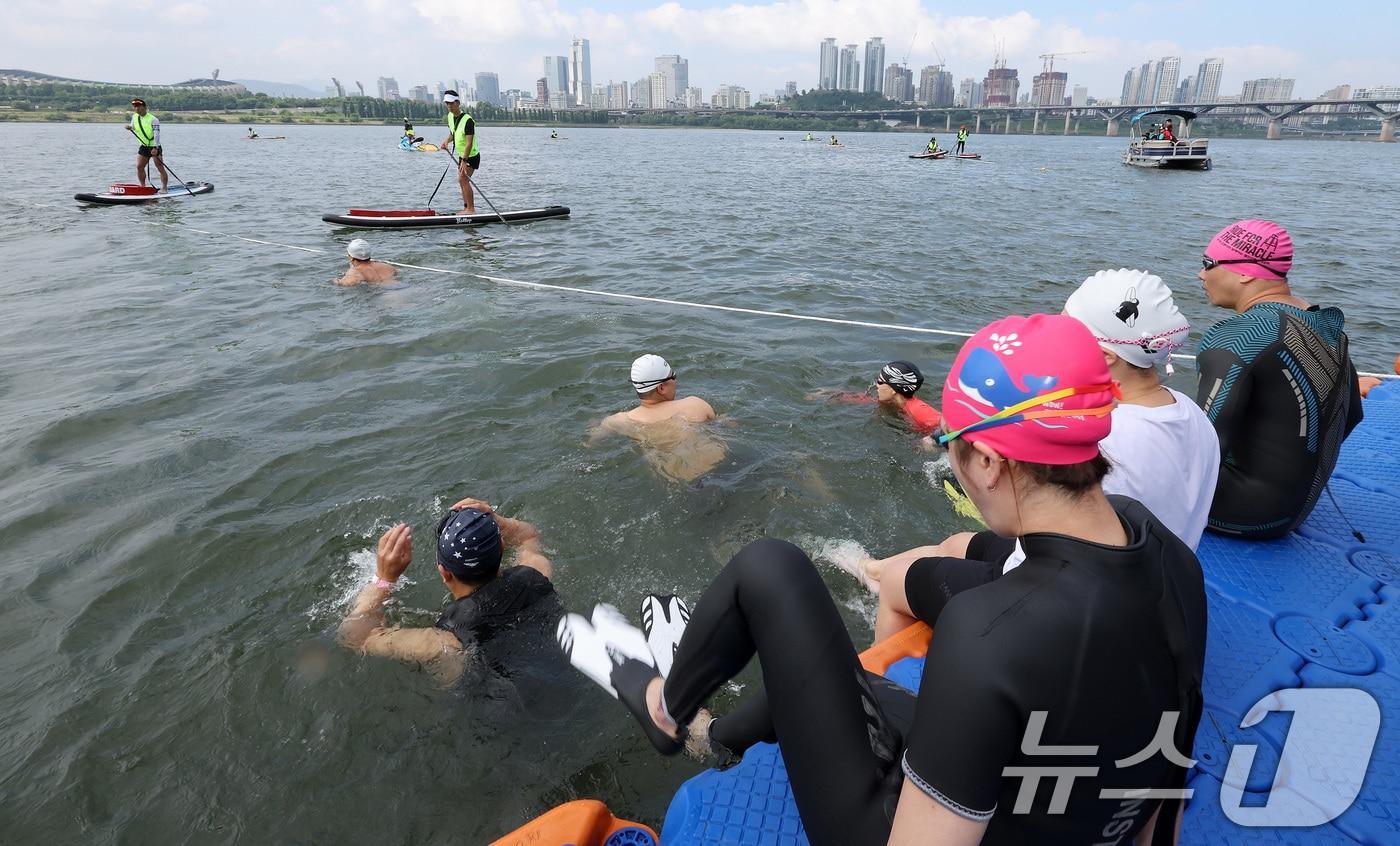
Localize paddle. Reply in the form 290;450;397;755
126;125;195;196
426;160;452;208
442;148;508;225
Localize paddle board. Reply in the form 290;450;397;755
321;205;570;229
75;182;214;205
954;153;982;160
909;151;948;159
245;136;288;140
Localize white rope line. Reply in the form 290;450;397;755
20;202;1400;379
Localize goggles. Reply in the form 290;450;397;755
1201;255;1291;275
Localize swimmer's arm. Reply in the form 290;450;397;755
334;269;363;286
887;781;987;845
686;396;718;421
497;515;552;579
587;414;625;445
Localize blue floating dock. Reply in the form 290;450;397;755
662;385;1400;845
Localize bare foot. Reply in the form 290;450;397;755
684;709;716;762
646;676;681;740
860;558;884;592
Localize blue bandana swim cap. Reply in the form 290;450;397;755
435;508;503;580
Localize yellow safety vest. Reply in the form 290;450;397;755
447;111;479;158
131;113;156;146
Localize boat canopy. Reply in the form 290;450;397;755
1131;108;1198;126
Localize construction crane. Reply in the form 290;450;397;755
930;41;946;68
1039;51;1089;77
902;28;919;67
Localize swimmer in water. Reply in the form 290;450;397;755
338;497;562;688
591;354;724;482
811;361;943;438
335;239;399;286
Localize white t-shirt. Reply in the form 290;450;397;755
1002;387;1220;573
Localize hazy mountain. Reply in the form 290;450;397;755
232;79;324;98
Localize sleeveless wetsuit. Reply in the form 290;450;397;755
663;500;1206;846
1196;302;1362;539
436;567;566;709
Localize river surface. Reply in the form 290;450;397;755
1;122;1397;843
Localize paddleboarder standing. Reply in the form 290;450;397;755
440;90;479;215
956;124;969;155
128;98;169;193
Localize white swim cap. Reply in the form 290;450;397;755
347;239;372;260
442;91;460;103
630;354;674;393
1065;269;1191;369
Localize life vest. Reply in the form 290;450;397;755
131;113;156;146
447;110;480;158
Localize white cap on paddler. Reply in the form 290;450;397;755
442;90;460;103
630;354;674;393
347;238;372;260
1065;268;1191;373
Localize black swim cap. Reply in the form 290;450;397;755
435;508;503;580
877;361;924;397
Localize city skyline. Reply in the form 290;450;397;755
4;1;1397;105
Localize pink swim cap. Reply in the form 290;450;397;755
1205;220;1293;281
941;314;1118;464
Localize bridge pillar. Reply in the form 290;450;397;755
1381;116;1396;142
944;112;950;131
1107;117;1119;136
1032;111;1040;134
1064;111;1071;135
1267;117;1283;140
1005;112;1012;133
915;111;921;128
975;113;982;133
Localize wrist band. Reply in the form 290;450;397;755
373;577;399;590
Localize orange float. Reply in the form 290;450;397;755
489;799;657;846
1360;376;1382;398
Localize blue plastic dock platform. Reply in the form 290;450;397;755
662;384;1400;845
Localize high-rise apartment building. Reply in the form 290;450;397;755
1122;67;1141;104
1241;77;1295;101
570;38;592;106
1176;75;1196;103
819;38;838;90
474;72;500;106
685;87;704;109
376;77;400;100
1155;57;1181;103
711;84;750;109
785;81;797;99
607;82;629;109
648;73;667;109
408;84;431;103
982;66;1019;107
631;78;649;109
535;78;549;107
655;55;689;106
1031;71;1067;106
1072;85;1088;107
838;44;860;92
544;56;569;106
917;65;953;107
883;63;913;102
1195;58;1223;102
863;37;886;95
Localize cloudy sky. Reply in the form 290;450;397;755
4;0;1394;99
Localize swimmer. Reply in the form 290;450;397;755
1195;220;1363;538
591;355;724;481
338;498;561;688
566;314;1207;846
811;361;942;436
335;239;399;286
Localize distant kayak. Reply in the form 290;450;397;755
398;139;440;152
245;136;287;140
75;182;214;205
321;206;570;229
909;150;948;159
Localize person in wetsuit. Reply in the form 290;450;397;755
573;314;1208;846
338;497;563;691
1195;219;1363;539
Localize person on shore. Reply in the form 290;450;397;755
128;98;169;193
567;314;1207;846
925;136;940;154
811;361;942;435
335;239;399;286
956;124;969;154
439;90;479;214
338;498;562;689
1195;219;1362;539
592;354;724;481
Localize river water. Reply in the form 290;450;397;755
1;123;1397;843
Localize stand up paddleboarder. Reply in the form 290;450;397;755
956;124;969;154
439;90;479;215
128;98;169;193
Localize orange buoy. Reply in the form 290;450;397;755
490;799;657;846
1360;376;1382;398
1395;354;1400;376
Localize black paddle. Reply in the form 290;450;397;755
442;148;508;225
426;160;452;208
126;125;196;196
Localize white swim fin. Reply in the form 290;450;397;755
557;612;619;698
641;594;691;678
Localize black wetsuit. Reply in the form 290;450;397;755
665;498;1206;846
1196;302;1362;539
436;567;567;710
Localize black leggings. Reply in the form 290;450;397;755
663;538;908;846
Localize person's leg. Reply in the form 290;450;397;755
663;538;899;846
136;153;149;186
869;534;976;641
153;154;169;191
458;163;475;212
